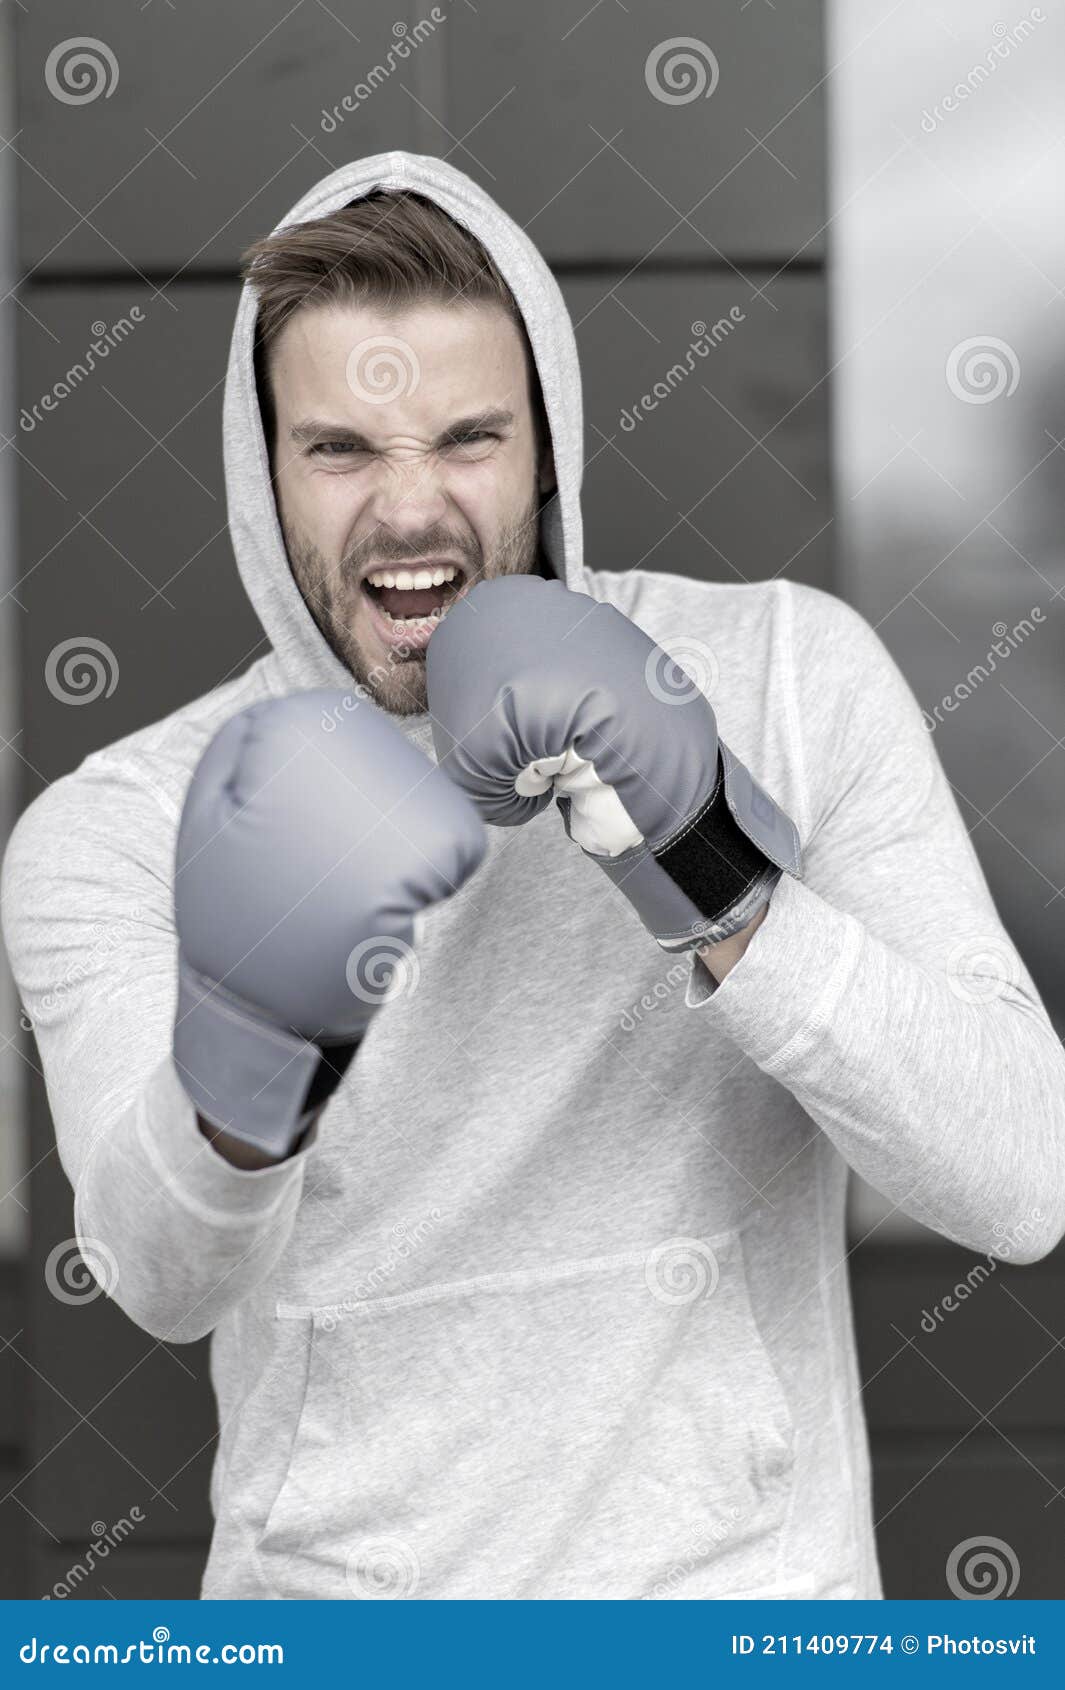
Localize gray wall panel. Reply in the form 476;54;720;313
17;3;431;274
852;1245;1065;1434
15;283;255;791
870;1440;1065;1600
18;3;824;273
25;1148;215;1543
566;272;831;586
447;1;826;262
35;1544;205;1601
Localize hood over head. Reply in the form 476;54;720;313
222;151;585;711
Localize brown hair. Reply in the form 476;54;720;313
240;189;548;463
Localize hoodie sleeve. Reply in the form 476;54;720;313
0;757;318;1344
686;581;1065;1263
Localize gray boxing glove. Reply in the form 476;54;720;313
426;576;801;952
173;688;486;1158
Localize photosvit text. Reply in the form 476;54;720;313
730;1634;1037;1656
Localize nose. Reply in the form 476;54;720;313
366;451;449;538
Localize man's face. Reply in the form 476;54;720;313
267;298;555;715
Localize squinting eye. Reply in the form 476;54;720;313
310;433;499;461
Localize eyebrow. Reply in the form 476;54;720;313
289;407;516;450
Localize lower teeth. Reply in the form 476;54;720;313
382;607;446;626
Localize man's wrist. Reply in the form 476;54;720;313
697;899;770;982
197;1114;290;1168
196;1108;322;1168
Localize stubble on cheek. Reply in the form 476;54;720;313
291;538;431;715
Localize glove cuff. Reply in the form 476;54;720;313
590;745;801;953
173;955;359;1160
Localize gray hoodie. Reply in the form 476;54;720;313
3;152;1064;1603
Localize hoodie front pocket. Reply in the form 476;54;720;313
255;1226;796;1599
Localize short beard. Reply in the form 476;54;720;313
281;482;547;716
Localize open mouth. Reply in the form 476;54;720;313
361;559;469;651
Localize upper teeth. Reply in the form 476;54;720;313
366;564;459;590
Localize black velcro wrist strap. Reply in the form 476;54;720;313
174;956;359;1160
653;753;775;927
301;1037;360;1117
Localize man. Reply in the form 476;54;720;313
3;152;1063;1602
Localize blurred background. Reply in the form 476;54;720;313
1;0;1062;1599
